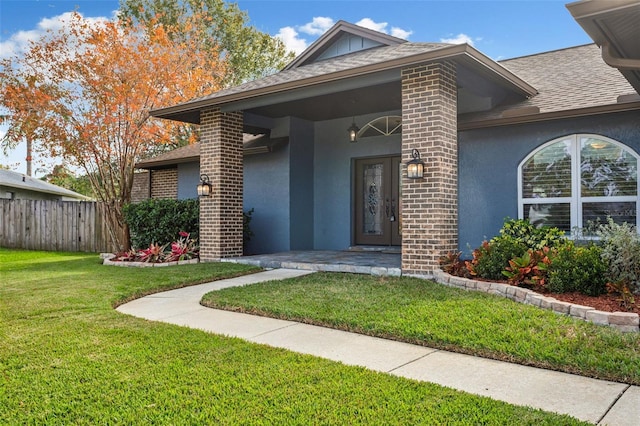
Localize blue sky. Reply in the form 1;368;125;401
0;0;593;175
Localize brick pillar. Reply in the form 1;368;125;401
199;108;243;261
401;61;457;276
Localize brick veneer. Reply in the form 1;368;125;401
199;108;244;261
130;171;150;203
150;168;178;199
401;61;458;276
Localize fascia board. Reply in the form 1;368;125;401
151;44;537;121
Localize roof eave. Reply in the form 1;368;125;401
151;44;537;123
459;101;640;131
567;0;640;93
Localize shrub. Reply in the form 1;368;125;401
547;243;607;296
439;251;470;277
123;199;199;249
124;199;255;252
596;218;640;294
468;237;527;280
502;248;551;290
499;218;567;250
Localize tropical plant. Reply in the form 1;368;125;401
502;248;552;290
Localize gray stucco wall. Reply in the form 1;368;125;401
243;142;291;255
177;162;200;200
458;110;640;255
289;117;315;250
314;112;402;250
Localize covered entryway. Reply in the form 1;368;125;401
354;156;401;246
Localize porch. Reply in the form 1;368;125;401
222;249;402;277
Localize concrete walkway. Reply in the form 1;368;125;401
116;269;639;425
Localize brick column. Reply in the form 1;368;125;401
401;61;458;276
199;108;243;261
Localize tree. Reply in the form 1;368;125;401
0;12;226;249
119;0;294;86
40;165;95;198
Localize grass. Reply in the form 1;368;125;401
202;272;640;385
0;249;587;425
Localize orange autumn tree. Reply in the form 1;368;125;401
0;12;226;249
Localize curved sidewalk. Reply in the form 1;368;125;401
117;269;638;425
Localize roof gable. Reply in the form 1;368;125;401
284;20;407;70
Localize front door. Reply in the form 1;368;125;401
354;156;401;246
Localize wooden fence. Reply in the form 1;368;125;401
0;199;116;253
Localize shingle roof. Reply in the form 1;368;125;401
182;42;451;105
460;44;639;126
0;169;90;200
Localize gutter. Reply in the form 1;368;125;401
151;44;537;121
601;43;640;70
459;101;640;131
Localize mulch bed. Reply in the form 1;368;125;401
546;291;639;315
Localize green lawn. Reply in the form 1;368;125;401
202;272;640;385
0;250;586;425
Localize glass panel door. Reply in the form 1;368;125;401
354;156;401;246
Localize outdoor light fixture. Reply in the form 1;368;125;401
197;173;212;197
347;119;360;143
406;149;425;179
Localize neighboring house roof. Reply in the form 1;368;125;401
136;134;288;169
567;0;640;93
152;22;537;124
459;44;640;129
0;169;91;200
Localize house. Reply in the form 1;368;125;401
147;0;640;276
0;169;90;201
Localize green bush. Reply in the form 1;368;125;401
596;218;640;293
547;243;607;296
472;237;527;280
499;218;567;250
123;199;200;249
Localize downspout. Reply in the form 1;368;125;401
601;43;640;70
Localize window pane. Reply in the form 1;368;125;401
362;163;384;235
582;202;637;227
522;140;572;198
580;137;637;197
523;203;571;231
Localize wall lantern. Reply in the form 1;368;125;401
347;119;360;143
406;149;425;179
197;173;212;197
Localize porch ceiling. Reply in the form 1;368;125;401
246;81;401;121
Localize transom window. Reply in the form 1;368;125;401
518;134;639;232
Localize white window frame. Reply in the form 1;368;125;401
518;134;640;231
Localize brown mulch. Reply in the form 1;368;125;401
469;275;638;314
545;291;639;315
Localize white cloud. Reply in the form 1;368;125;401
276;16;412;56
391;27;412;40
299;17;334;36
440;33;476;46
275;26;308;55
0;11;114;60
355;18;388;33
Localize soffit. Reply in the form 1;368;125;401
151;42;537;124
567;0;640;93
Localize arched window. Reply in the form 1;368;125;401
518;134;639;232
